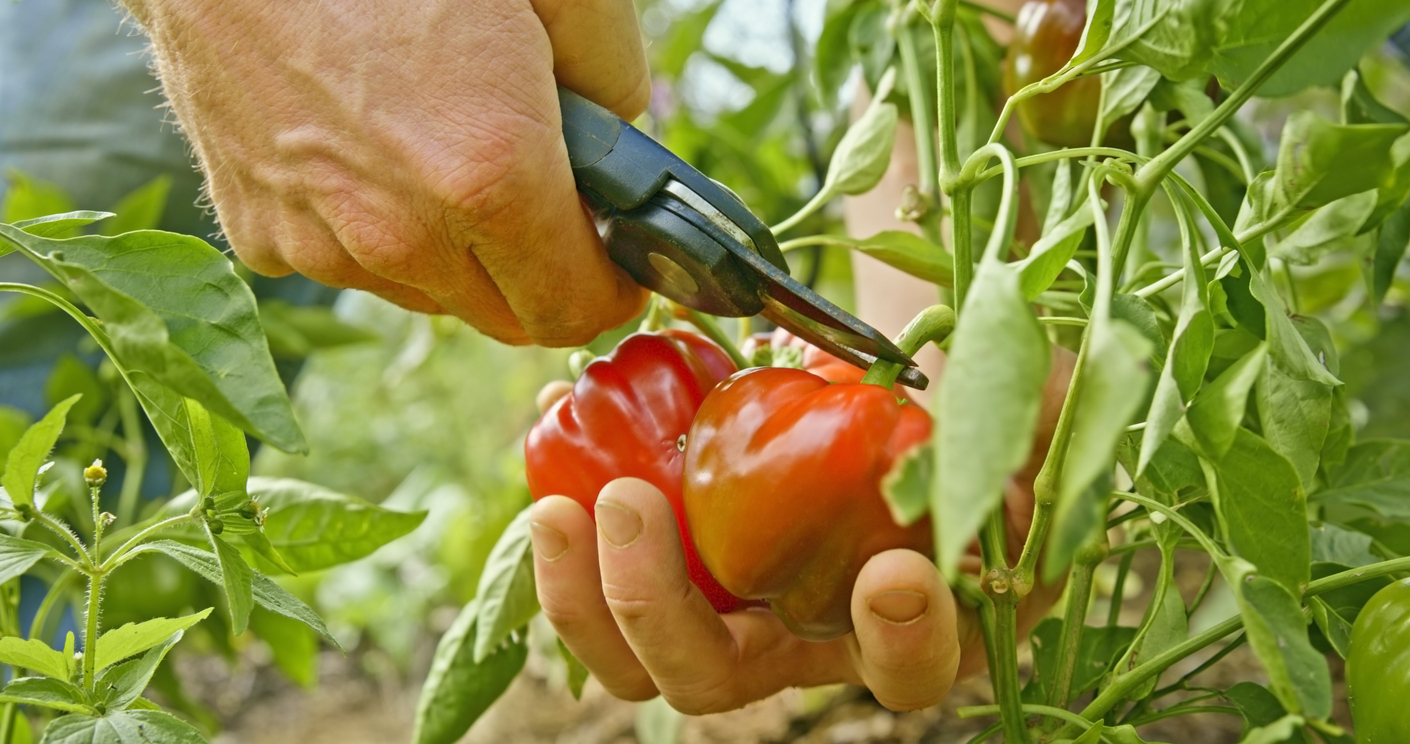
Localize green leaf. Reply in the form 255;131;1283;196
411;598;527;744
1371;198;1410;303
1113;0;1230;80
557;638;588;701
1070;0;1116;65
1309;597;1353;659
0;677;92;715
40;710;207;744
1185;344;1266;458
0;637;73;680
1211;429;1311;593
249;477;427;573
250;608;318;688
0;407;32;467
0;224;305;454
1271;190;1377;265
652;0;722;79
1016;202;1095;300
94;610;213;672
138;540;338;647
1206;0;1410;98
2;172;75;225
882;443;932;527
1309;524;1378;567
184;399;249;499
97;176;172;237
636;697;684;744
13;212;113;239
817;231;954;286
815;3;863;108
1240;715;1304;744
1273;113;1409;213
0;535;64;586
1243;265;1339;386
1315;440;1410;518
1256;361;1332;489
1;394;81;508
258;300;378;359
823;88;898;197
208;534;253;635
1226;558;1332;719
96;632;183;711
1139;310;1214;474
935;261;1050;578
1058;319;1152;506
473;507;538;663
1096;65;1161;140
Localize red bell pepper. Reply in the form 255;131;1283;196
524;330;748;613
683;366;933;640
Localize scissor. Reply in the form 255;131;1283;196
557;87;928;391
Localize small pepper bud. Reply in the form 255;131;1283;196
84;460;107;487
100;512;116;528
202;497;216;512
208;518;225;535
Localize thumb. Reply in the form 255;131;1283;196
849;549;961;711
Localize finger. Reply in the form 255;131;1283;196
595;478;854;714
531;0;652;119
529;495;658;701
535;380;574;415
301;172;533;344
849;549;961;711
269;209;447;315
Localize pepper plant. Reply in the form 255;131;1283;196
416;0;1410;740
0;181;427;743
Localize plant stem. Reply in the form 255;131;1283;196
1107;550;1135;626
958;703;1095;730
0;704;14;744
116;387;147;528
860;304;956;388
102;514;195;571
1305;555;1410;597
1054;615;1245;739
971;148;1143;184
897;9;943;243
683;308;749;370
83;567;103;691
1047;538;1105;711
976;594;1029;743
1136;0;1353;191
33;514;93;572
950;188;974;309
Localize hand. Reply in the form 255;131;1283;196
124;0;649;345
526;351;1072;714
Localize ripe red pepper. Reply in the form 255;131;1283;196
683;366;933;641
524;331;748;613
1005;0;1130;148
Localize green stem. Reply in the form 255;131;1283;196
683;309;749;370
971;148;1143;185
1108;189;1152;293
1107;550;1135;626
102;515;195;572
859;304;956;388
951;188;974;309
1304;555;1410;597
932;0;962;185
897;9;943;243
1047;538;1106;711
1055;615;1245;739
1122;704;1241;728
0;704;14;744
82;568;103;691
115;387;147;528
958;703;1094;730
1136;0;1353;191
34;514;93;571
976;595;1029;743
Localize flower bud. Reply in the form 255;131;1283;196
84;461;107;488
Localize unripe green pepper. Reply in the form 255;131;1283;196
1347;578;1410;744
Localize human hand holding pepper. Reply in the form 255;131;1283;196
528;348;1074;713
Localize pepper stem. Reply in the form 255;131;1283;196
860;304;956;389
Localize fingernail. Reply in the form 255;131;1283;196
596;500;642;548
529;521;569;562
868;590;929;625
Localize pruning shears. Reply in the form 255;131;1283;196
557;86;928;390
